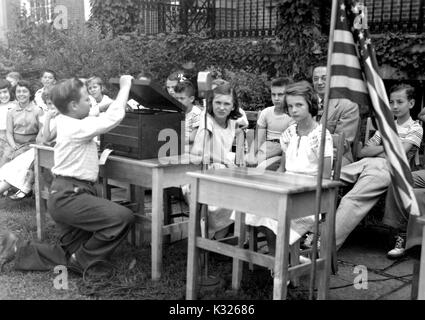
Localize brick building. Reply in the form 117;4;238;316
0;0;86;45
0;0;19;45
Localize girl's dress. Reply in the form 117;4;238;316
7;101;40;160
189;112;238;238
0;101;17;167
0;114;56;194
244;123;333;244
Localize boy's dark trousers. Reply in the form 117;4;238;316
14;176;135;271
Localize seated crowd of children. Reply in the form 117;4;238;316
0;66;423;280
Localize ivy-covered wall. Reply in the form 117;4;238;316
1;0;424;112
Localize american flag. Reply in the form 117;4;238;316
329;0;419;217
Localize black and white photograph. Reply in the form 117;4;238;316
1;0;425;305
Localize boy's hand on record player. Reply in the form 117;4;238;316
120;75;134;89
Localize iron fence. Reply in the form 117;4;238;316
366;0;425;34
148;0;425;36
25;0;425;36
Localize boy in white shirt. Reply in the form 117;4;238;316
173;80;202;153
0;76;135;276
246;77;294;167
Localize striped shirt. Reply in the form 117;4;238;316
52;99;125;182
366;117;423;161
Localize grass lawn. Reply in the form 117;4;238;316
0;195;311;300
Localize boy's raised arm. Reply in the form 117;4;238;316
72;75;133;141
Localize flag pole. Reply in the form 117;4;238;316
308;0;339;300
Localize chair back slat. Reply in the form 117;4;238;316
331;133;345;181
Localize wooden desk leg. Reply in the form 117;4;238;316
232;211;246;291
186;179;200;300
418;224;425;300
412;259;420;300
317;192;335;300
128;185;146;247
273;197;289;300
151;168;164;281
134;186;146;246
248;226;257;271
34;149;45;241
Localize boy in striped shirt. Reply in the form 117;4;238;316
381;83;423;258
333;83;422;251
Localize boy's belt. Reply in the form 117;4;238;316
267;139;280;143
53;175;96;186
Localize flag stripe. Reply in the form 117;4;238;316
331;65;366;82
334;29;355;41
330;75;368;93
332;52;362;69
329;87;370;104
333;42;359;56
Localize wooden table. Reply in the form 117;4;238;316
186;167;341;300
33;144;201;280
411;216;425;300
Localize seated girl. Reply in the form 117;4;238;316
86;76;113;116
244;81;333;255
0;89;57;200
6;80;41;161
0;79;17;167
189;83;243;238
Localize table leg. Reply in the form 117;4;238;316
232;211;246;290
151;168;164;280
34;149;46;241
130;185;146;247
186;179;200;300
135;186;146;246
248;226;257;271
412;259;420;300
418;224;425;300
317;192;335;300
273;197;289;300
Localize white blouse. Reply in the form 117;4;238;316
280;123;333;176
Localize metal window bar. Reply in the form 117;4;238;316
380;0;385;31
94;0;425;38
269;0;273;37
249;0;252;36
408;0;414;31
398;0;406;31
419;0;424;33
388;0;394;31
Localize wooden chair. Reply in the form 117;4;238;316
288;133;345;285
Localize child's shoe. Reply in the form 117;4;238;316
387;234;406;259
9;190;32;200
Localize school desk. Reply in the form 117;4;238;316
185;167;341;300
33;144;201;280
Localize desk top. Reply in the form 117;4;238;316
187;167;341;194
32;144;202;169
110;153;202;168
